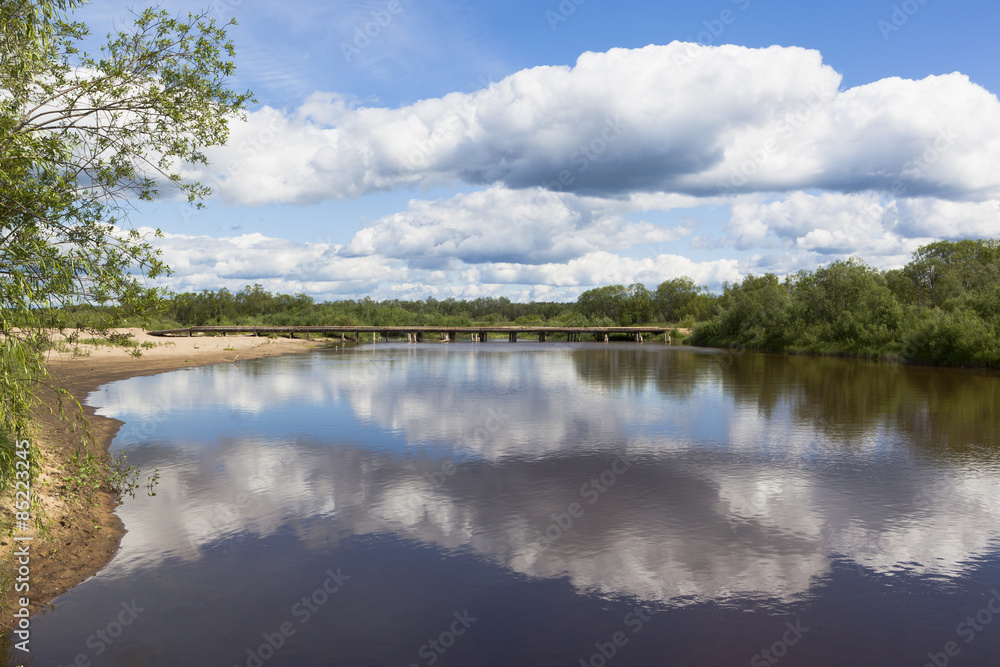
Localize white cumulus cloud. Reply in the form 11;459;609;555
191;43;1000;205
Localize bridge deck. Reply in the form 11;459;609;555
146;325;672;342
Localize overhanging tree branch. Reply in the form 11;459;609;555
1;0;254;435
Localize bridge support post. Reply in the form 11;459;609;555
539;332;546;342
417;332;424;343
604;334;609;343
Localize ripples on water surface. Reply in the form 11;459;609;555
16;344;1000;666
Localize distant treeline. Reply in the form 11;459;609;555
136;276;720;330
162;289;582;328
56;238;1000;368
691;239;1000;368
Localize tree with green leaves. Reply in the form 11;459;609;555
901;239;1000;308
691;273;792;349
576;283;653;326
1;0;253;436
653;276;717;323
788;258;902;352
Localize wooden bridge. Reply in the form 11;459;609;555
146;325;674;343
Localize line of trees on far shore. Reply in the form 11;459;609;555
691;239;1000;368
132;275;719;331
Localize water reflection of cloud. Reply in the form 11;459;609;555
91;346;1000;608
94;347;668;459
103;436;1000;608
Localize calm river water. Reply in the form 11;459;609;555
17;343;1000;666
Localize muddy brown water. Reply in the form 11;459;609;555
12;343;1000;666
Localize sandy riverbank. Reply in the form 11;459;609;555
1;329;328;621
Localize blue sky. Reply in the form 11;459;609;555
77;0;1000;301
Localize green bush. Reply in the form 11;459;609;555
901;307;1000;367
787;259;902;353
691;273;791;350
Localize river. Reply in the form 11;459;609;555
20;343;1000;665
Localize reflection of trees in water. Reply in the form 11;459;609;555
887;367;1000;455
570;347;699;400
721;353;1000;455
571;346;1000;455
